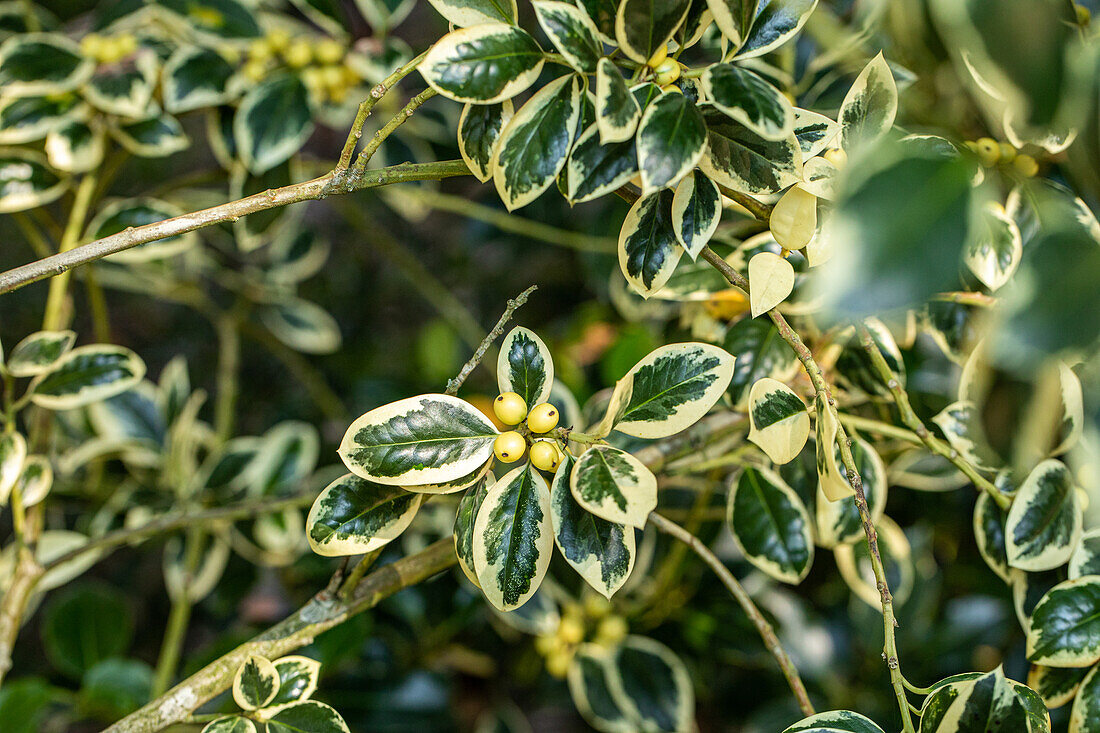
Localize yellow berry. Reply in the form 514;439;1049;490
530;440;562;472
266;28;291;52
116;34;137;56
535;634;559;656
998;142;1017;163
822;147;847;168
546;649;572;678
320;64;345;91
558;615;585;645
526;403;559;433
494;431;526;463
243;60;268;82
493;392;528;425
646;45;668;69
595;615;628;646
653;58;681;86
584;594;612;619
975;137;1000;167
964;140;980;154
284;39;313;68
1077;3;1091;25
80;34;104;60
1014;153;1039;177
249;39;274;62
315;38;344;65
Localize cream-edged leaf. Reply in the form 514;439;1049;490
838;52;897;151
45;119;106;174
816;435;887;546
595;58;641;144
699;107;802;195
735;0;818;60
570;445;656;528
0;147;68;213
551;454;636;598
265;656;322;712
306;473;423;557
497;327;554;410
792;108;840;157
705;0;752;48
747;377;809;464
533;1;602;73
782;710;885;733
1005;459;1082;572
5;330;75;377
266;701;349;733
455;472;493;587
1070;664;1100;733
0;33;92;96
1070;528;1100;581
933;400;1001;472
566;122;639;203
974;490;1012;582
671;170;721;260
770;185;817;251
0;93;82;145
458;100;513;183
567;645;635;733
421;24;544;104
965;201;1022;292
1027;576;1100;668
84;51;159;119
112;113;190;159
30;345;145;410
425;0;517;26
703;63;793;141
15;455;52;507
605;636;695;733
636;91;706;194
1052;362;1084;457
0;431;27;506
473;464;554;611
614;0;691;63
162;45;235;114
748;251;794;317
814;393;853;503
1027;663;1089;710
202;717;256;733
339;394;498;486
233;655;280;711
727;465;813;583
918;667;1050;733
618;190;684;297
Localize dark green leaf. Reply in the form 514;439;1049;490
234;74;312;175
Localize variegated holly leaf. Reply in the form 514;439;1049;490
735;0;818;60
838;52;897;151
1071;665;1100;733
16;455;52;507
614;0;691;63
233;655;280;711
770;185;817;251
234;74;312;175
494;74;582;210
87;198;199;264
454;472;493;587
817;436;887;546
403;459;492;495
813;393;853;506
782;710;886;733
919;667;1049;733
965;200;1022;292
792;108;840;157
1027;663;1090;709
458;100;513;183
571;445;657;528
5;330;75;378
727;465;813;583
1070;529;1100;580
0;148;68;213
84;51;159;118
595;58;641;144
262;656;321;712
162;45;236;114
747;251;795;317
1027;576;1100;667
974;490;1012;582
618;190;684;297
421;24;544;104
551;454;636;598
425;0;517;26
610;342;735;438
533;1;602;73
259;299;341;355
112;113;189;158
636;91;706;193
0;93;81;145
202;717;255;733
0;431;27;506
747;377;809;464
0;33;93;96
699;107;802;195
1006;459;1081;572
723;316;799;405
671;170;721;260
933;401;1001;472
706;0;755;47
46;119;105;174
266;701;350;733
160;0;261;39
566;122;639;203
568;645;635;733
703;64;793;141
473;464;553;611
1052;362;1084;457
834;514;913;608
30;345;145;411
339;394;498;486
306;473;423;557
497;327;554;410
606;636;695;732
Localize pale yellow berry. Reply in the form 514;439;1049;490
249;38;274;62
526;403;559;433
116;34;137;56
301;67;326;95
266;28;292;52
535;634;559;656
975;137;1000;167
1014;153;1039;177
558;615;585;645
595;615;628;646
822;147;847;168
320;64;345;91
315;38;344;65
283;39;313;69
493;392;528;425
546;649;572;678
998;142;1017;163
646;45;668;69
494;431;526;463
243;60;268;83
653;58;681;87
530;440;562;472
80;34;105;60
1077;3;1091;25
584;594;612;619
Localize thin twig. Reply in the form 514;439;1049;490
349;88;438;179
446;285;538;396
648;513;815;718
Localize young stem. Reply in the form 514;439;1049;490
42;173;100;330
349;88;438;178
648;512;815;718
446;285;538;396
152;526;205;696
214;308;244;443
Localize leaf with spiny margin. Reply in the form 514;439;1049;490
838;52;897;151
458;100;513;183
1027;663;1090;709
266;700;350;733
571;445;656;528
0;148;68;213
1070;664;1100;732
965;200;1022;292
533;1;602;73
612;342;735;439
497;327;554;409
671;170;721;260
618;190;683;297
30;345;145;411
0;431;27;506
568;645;635;733
473;464;553;611
747;377;808;464
735;0;819;60
265;656;321;712
494;74;582;210
636;91;706;194
606;636;695;733
1006;459;1081;572
421;24;543;104
792;108;840;157
614;0;691;63
918;667;1050;733
5;330;75;378
455;472;493;587
339;394;498;486
723;316;799;406
566;122;639;203
1027;576;1100;668
425;0;517;26
706;0;756;47
703;63;793;141
816;435;886;544
596;58;641;144
727;465;813;583
233;655;279;711
551;454;636;598
699;106;802;195
933;401;1001;472
782;709;886;733
306;473;423;557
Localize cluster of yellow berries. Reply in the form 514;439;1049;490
492;393;564;471
535;598;629;677
243;30;360;102
965;137;1039;177
646;46;683;93
80;33;138;65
